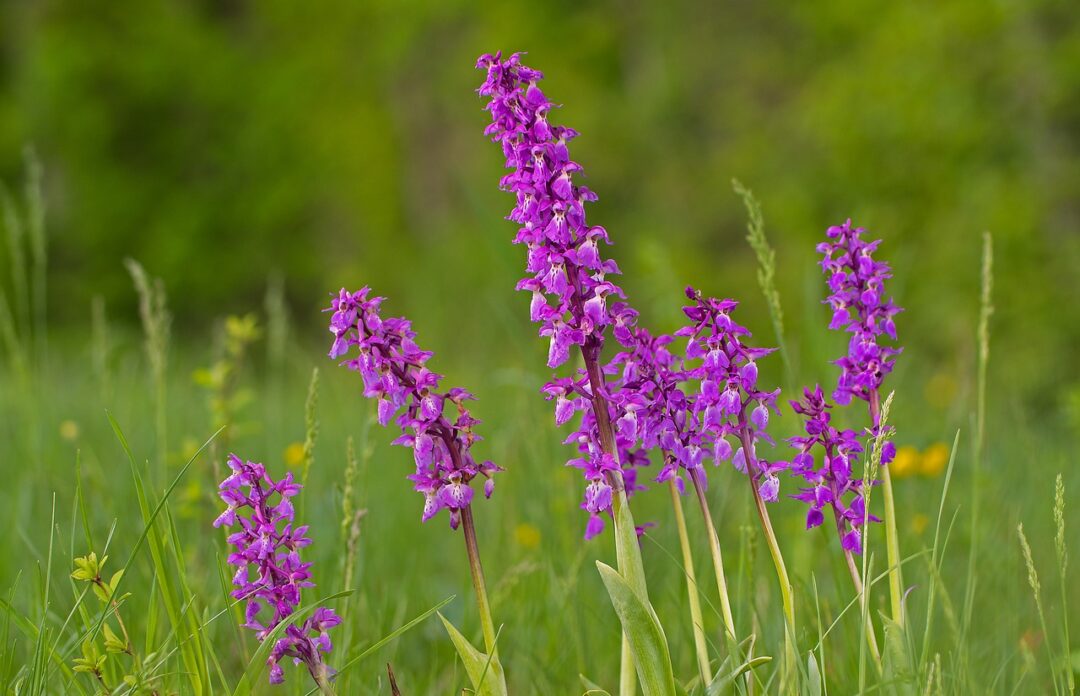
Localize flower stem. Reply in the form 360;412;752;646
307;661;338;696
690;473;737;642
738;425;797;683
461;504;498;656
870;390;903;628
580;339;653;695
840;536;883;669
669;479;712;685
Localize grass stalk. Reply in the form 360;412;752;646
125;259;170;483
301;367;320;488
732;179;792;389
870;390;904;628
839;526;882;669
1053;474;1074;695
962;232;993;657
1018;523;1061;696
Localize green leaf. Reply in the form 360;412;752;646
91;582;111;604
881;614;911;683
438;613;507;696
103;624;126;654
301;595;455;695
705;656;772;695
595;562;676;696
580;674;612;695
806;653;822;696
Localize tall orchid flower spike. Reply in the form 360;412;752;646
818;219;904;628
478;51;674;696
215;454;339;693
676;287;798;679
326;288;506;689
476;51;641;539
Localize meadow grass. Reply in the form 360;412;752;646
0;178;1075;693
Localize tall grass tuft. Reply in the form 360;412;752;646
125;259;171;482
1018;522;1061;696
340;432;369;595
1054;474;1074;695
732;178;792;388
961;231;993;684
301;366;320;488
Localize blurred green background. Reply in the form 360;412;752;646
1;1;1079;692
2;0;1078;412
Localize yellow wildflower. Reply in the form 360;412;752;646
514;523;541;550
920;442;950;477
890;445;920;478
59;420;80;442
284;442;305;468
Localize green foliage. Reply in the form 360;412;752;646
439;613;507;696
596;562;676;696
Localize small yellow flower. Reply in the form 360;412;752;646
284;442;305;468
59;420;80;442
890;445;920;478
514;523;541;550
911;513;929;535
920;442;950;477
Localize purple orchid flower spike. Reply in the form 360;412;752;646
675;288;786;502
215;454;339;689
818;219;902;429
477;51;646;538
326;287;501;529
326;285;505;665
816;217;905;655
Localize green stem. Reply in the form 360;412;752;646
690;474;737;641
461;505;497;656
880;466;903;625
871;391;904;628
582;339;653;693
620;635;637;696
669;479;711;684
738;426;797;682
308;662;338;696
842;543;882;669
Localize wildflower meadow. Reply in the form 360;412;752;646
1;5;1078;695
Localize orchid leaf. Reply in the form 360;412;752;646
596;561;676;696
438;613;507;696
